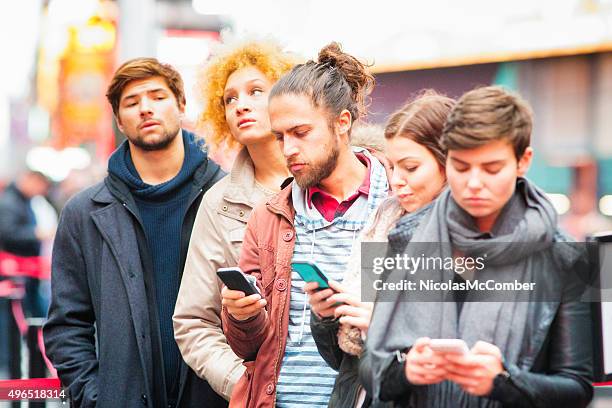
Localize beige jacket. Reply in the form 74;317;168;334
173;149;274;400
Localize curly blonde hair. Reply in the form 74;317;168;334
197;37;298;152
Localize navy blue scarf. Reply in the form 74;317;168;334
108;130;205;200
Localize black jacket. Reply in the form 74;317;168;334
311;313;371;408
43;157;226;408
362;296;593;407
0;183;40;256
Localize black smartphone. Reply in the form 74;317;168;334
217;267;260;296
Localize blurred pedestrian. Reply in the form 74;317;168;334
0;169;51;317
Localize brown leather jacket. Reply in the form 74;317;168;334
221;183;296;408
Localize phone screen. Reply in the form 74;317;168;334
291;262;330;289
217;267;260;296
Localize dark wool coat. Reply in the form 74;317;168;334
43;157;226;408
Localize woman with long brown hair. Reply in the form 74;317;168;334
306;90;455;407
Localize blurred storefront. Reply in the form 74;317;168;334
370;52;612;239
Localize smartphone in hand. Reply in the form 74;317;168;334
217;267;260;296
429;339;469;355
291;261;330;289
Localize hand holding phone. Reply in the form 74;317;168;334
218;267;265;321
443;340;504;397
217;267;260;296
404;337;449;386
291;261;330;289
293;262;344;318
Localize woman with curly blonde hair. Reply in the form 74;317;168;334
173;37;297;401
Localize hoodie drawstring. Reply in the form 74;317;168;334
298;228;316;343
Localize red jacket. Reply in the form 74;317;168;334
222;184;296;408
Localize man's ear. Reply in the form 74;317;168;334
335;109;352;139
177;102;186;124
517;146;533;177
115;115;124;134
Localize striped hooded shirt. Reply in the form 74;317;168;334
275;147;388;407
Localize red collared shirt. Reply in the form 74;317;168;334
307;152;371;222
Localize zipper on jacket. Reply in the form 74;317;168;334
272;285;286;408
246;186;294;407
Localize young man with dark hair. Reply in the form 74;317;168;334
363;85;593;408
43;58;226;408
220;43;389;408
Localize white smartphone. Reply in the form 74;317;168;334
429;339;469;355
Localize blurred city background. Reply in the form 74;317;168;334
1;0;612;406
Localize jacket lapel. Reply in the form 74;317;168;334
90;202;154;394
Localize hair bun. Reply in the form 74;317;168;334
270;41;374;122
316;42;374;120
317;42;343;67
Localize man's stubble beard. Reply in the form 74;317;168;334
293;136;340;189
129;123;180;151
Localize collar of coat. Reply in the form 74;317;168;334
91;156;222;206
222;148;258;207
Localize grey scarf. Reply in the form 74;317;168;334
366;178;562;407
